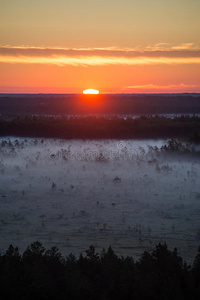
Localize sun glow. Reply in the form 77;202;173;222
83;89;99;94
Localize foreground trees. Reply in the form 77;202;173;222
0;242;200;299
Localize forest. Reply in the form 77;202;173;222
0;115;200;141
0;241;200;300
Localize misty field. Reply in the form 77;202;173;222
0;137;200;263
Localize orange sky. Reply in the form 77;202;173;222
1;0;200;93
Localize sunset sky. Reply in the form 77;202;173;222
1;0;200;93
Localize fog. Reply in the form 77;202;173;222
0;137;200;263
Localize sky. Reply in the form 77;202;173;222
0;0;200;93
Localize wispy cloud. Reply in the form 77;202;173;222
124;83;200;90
1;45;200;67
145;43;200;51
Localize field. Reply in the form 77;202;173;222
1;137;200;263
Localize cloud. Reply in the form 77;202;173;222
124;83;200;90
171;43;200;51
145;43;200;51
0;46;200;67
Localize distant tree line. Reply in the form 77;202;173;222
0;115;200;141
0;241;200;299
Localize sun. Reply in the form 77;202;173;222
83;89;99;95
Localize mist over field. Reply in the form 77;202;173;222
0;137;200;263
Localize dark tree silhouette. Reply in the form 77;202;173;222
0;242;200;299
